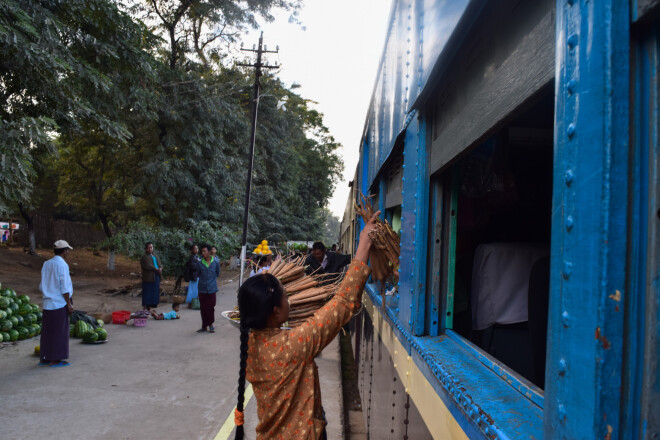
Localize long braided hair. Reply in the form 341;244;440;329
235;273;285;440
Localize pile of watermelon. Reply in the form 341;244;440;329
70;316;107;342
0;285;42;343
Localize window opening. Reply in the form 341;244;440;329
446;94;554;388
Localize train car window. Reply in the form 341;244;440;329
443;93;554;388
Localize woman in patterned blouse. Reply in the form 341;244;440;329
234;211;380;440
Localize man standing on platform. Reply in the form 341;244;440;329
196;243;220;333
39;240;74;367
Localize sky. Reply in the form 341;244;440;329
242;0;393;218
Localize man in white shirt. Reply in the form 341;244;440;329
38;240;74;367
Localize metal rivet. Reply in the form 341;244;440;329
565;169;574;185
558;404;566;422
563;261;573;279
558;358;567;375
395;308;399;313
565;216;574;230
562;311;570;327
567;123;576;138
402;177;405;182
567;79;577;94
567;34;578;49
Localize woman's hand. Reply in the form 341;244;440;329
355;210;381;263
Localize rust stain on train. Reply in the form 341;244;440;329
595;327;612;349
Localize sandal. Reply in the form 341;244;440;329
50;361;70;368
208;326;215;332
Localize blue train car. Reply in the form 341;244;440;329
343;0;660;438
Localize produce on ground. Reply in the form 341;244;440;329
0;285;42;343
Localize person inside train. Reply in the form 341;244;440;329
304;241;351;276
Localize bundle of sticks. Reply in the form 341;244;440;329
263;255;342;327
355;192;400;283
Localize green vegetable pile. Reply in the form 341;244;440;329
70;312;107;343
0;285;42;343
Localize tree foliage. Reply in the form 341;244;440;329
101;220;239;277
1;0;344;256
0;0;157;213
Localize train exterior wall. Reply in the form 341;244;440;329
346;0;660;438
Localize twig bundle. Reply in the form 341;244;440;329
355;192;400;282
235;254;347;328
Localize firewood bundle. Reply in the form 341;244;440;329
264;255;342;327
355;192;400;282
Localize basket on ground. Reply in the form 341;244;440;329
172;295;186;304
112;311;131;324
134;317;148;327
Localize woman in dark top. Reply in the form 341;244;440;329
140;242;163;309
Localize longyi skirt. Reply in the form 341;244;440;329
142;275;160;308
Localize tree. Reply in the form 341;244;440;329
0;0;154;213
124;0;301;70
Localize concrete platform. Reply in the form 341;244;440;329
0;277;346;440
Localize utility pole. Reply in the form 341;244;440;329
237;32;279;287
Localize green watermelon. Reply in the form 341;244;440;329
17;304;30;316
9;316;18;327
16;326;28;340
15;315;24;326
5;289;16;297
0;332;3;343
4;306;12;318
1;319;12;332
1;331;9;342
0;297;9;310
8;329;18;341
34;323;41;335
0;288;13;297
94;328;108;341
82;331;98;343
30;304;39;313
36;311;42;321
74;320;89;338
17;295;29;304
8;302;19;314
0;310;6;320
25;313;36;325
69;324;75;337
96;319;104;328
27;326;36;338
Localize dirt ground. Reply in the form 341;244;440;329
0;245;238;313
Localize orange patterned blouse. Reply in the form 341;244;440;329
246;260;370;440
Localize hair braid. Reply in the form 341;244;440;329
234;324;250;440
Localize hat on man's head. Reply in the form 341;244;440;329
53;240;73;250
